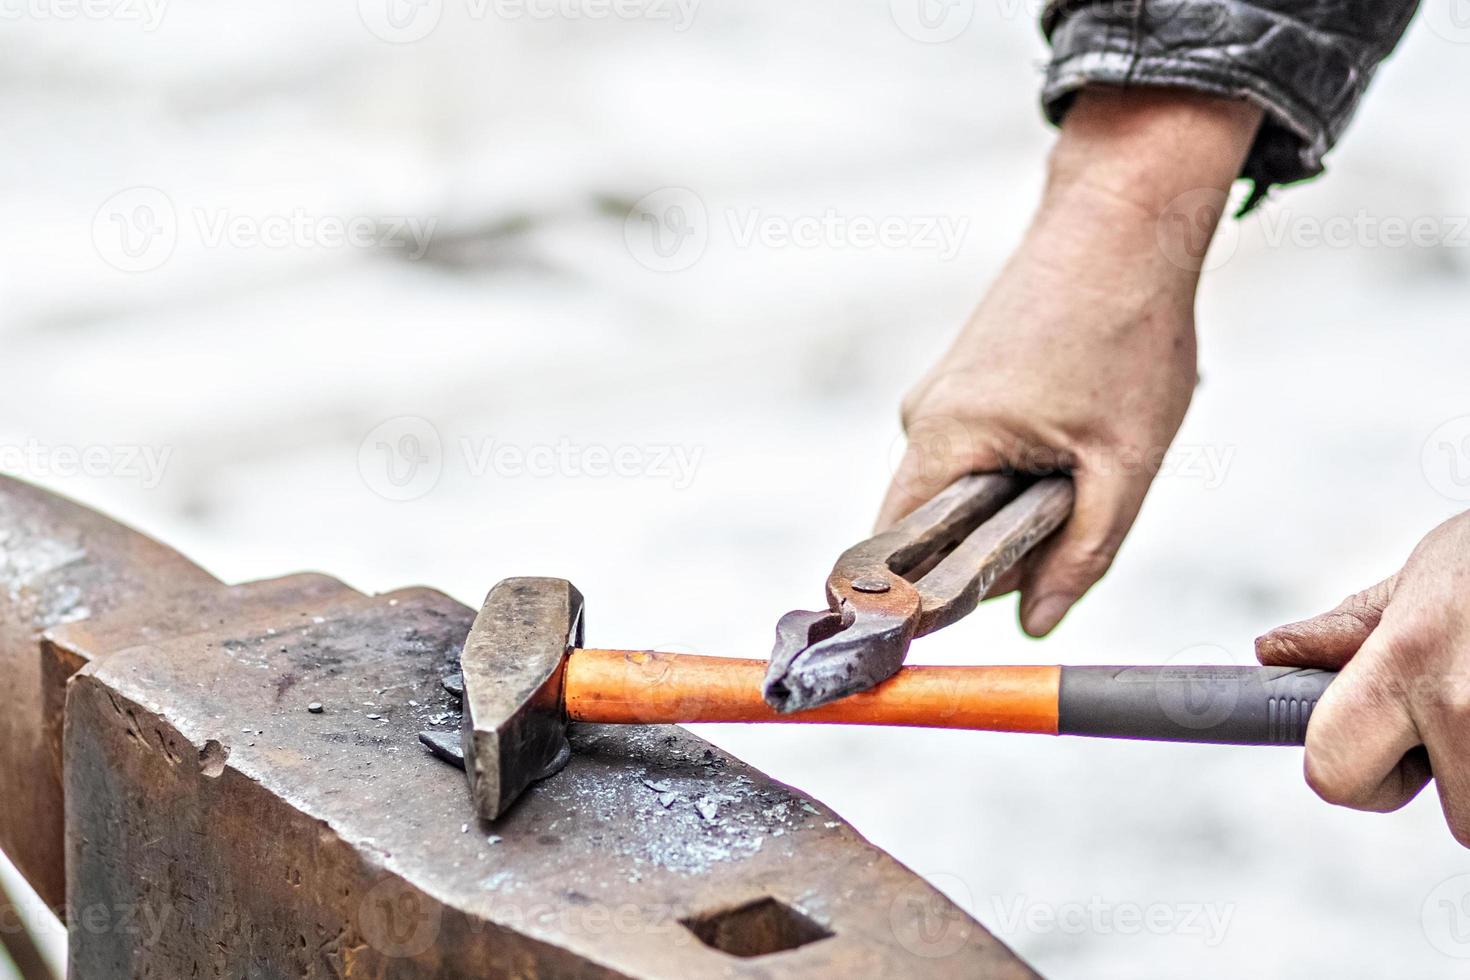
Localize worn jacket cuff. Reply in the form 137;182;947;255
1041;0;1420;209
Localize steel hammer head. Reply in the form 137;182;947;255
460;577;584;820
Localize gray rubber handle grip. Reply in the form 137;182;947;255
1057;666;1336;745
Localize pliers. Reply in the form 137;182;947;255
763;473;1075;713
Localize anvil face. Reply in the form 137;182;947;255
460;577;584;820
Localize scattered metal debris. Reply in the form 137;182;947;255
418;730;465;769
442;672;464;698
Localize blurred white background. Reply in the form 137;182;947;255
2;1;1470;976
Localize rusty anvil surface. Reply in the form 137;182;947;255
0;475;1035;978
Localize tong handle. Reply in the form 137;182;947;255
912;476;1074;636
1058;666;1337;745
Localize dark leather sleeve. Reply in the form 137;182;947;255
1041;0;1422;207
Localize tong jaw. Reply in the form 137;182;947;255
765;583;920;714
763;474;1074;713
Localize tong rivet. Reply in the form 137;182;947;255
851;576;891;594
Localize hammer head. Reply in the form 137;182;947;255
460;577;584;820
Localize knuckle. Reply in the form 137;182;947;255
1052;538;1118;588
1303;753;1366;809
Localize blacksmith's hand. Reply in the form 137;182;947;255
1258;511;1470;846
877;86;1262;636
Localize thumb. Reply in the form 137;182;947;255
1255;575;1398;670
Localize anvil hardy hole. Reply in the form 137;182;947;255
680;897;832;958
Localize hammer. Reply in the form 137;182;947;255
454;578;1335;820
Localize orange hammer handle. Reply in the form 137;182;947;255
564;648;1061;734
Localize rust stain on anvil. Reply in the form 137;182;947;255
0;475;1035;977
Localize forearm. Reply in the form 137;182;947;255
1045;87;1262;218
1018;87;1262;299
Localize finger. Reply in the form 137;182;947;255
1408;670;1470;847
1255;576;1398;669
1302;637;1429;814
1017;465;1147;637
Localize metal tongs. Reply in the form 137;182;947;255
762;473;1074;712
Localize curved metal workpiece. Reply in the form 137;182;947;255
764;474;1074;714
0;475;1036;978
